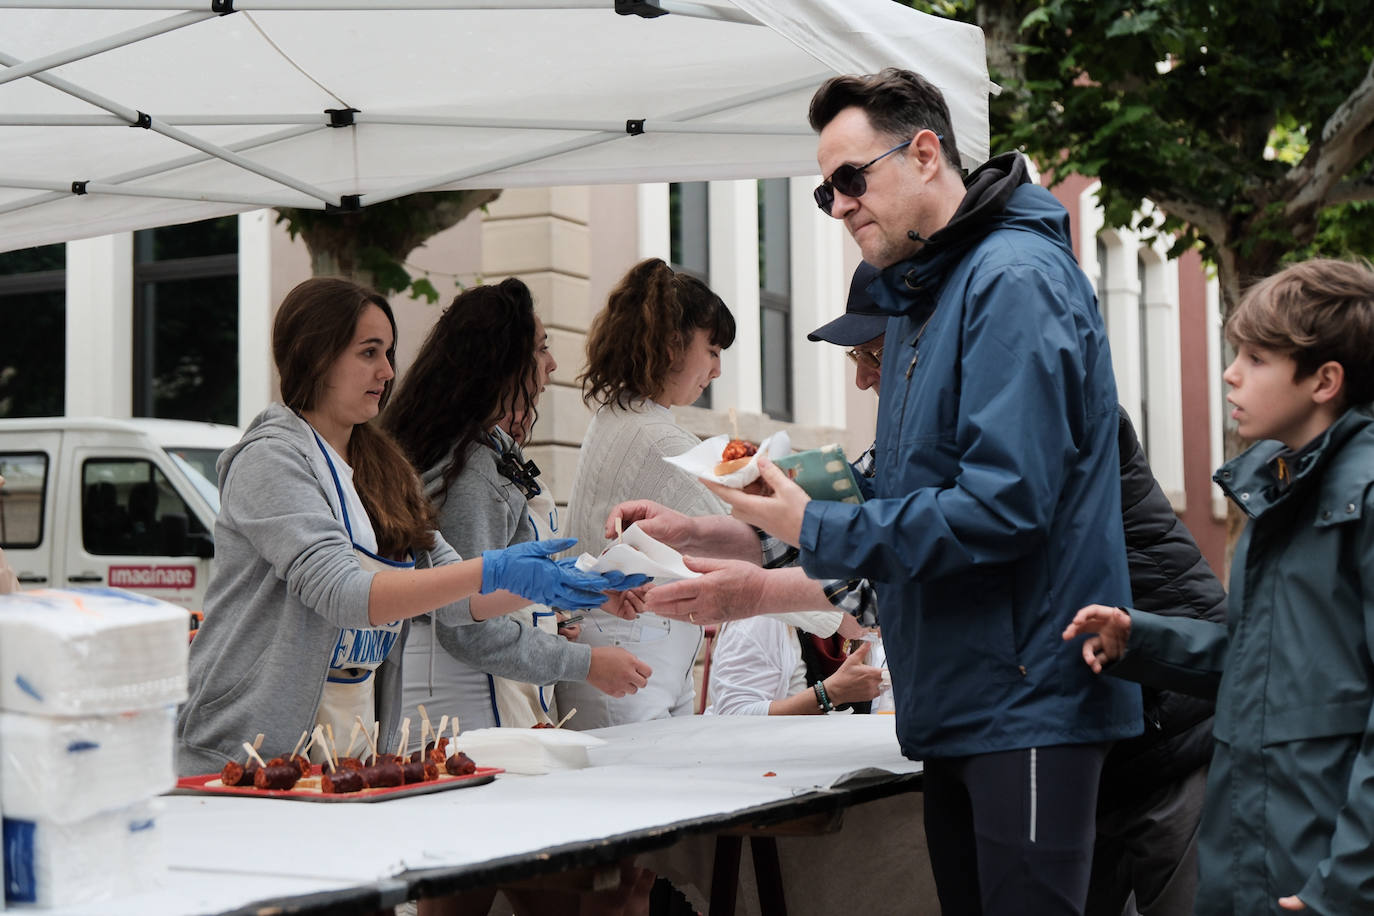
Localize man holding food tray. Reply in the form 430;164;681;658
620;70;1141;916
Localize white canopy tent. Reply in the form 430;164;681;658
0;0;991;253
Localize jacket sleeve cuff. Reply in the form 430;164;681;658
798;500;862;579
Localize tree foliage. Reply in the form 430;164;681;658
275;189;499;300
902;0;1374;314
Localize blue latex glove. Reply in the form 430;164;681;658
553;558;649;592
480;538;630;610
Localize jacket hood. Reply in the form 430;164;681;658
868;152;1074;317
214;402;315;491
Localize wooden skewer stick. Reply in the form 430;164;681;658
434;715;449;748
395;717;411;759
554;707;578;729
451;716;461;743
614;516;623;545
355;715;379;761
417;704;432;744
310;725;335;771
729;407;739;442
252;733;264;751
325;724;337;764
288;729;308;760
344;721;361;758
242;741;268;769
372;721;381;759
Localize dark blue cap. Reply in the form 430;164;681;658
807;262;886;346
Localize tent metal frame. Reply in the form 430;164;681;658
0;0;789;218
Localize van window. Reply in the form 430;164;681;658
0;452;48;548
82;459;208;556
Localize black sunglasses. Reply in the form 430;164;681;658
813;134;943;216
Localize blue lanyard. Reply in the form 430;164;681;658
311;429;415;570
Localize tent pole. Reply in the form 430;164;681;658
0;10;214;88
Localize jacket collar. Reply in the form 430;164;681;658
867;151;1030;317
1214;406;1374;521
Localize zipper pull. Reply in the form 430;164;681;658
906;350;919;379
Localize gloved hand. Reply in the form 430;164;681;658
553;557;649;592
480;539;628;610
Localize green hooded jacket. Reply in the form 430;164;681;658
1116;406;1374;915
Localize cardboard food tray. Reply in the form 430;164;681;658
171;765;501;803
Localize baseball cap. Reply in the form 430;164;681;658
806;262;887;346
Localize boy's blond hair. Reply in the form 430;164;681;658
1226;258;1374;406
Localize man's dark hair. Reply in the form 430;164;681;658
809;68;961;170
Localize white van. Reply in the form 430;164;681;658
0;417;241;618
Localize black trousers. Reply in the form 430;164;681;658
923;742;1109;916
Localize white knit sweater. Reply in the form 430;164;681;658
558;399;724;727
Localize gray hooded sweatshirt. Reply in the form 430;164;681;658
176;403;473;775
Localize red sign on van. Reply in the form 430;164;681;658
108;565;196;589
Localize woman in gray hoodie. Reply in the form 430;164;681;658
385;278;652;732
176;278;637;775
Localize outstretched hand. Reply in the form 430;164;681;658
1278;896;1306;910
1062;604;1132;674
641;556;770;626
481;539;639;611
604;500;694;550
700;455;809;548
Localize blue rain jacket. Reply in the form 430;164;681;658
799;153;1142;759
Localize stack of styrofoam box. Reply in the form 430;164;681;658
0;588;187;908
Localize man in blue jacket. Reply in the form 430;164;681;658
706;69;1143;915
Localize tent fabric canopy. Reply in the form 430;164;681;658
0;0;991;253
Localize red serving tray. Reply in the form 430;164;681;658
172;764;501;803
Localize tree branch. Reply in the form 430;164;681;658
1327;176;1374;206
1284;58;1374;217
1137;191;1229;249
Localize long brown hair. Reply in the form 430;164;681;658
580;258;735;408
273;277;436;557
384;278;539;505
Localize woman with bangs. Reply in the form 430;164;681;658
559;257;736;729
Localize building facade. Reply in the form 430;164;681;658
3;169;1226;570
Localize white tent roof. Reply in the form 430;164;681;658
0;0;992;253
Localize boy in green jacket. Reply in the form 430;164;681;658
1064;258;1374;916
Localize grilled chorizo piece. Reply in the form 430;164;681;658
361;762;404;788
445;751;477;776
253;763;302;790
321;769;366;794
220;760;260;787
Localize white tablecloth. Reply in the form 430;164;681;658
42;715;921;915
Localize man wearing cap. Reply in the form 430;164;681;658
663;68;1141;915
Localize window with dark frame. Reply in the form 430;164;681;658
0;245;66;418
133;218;239;425
758;178;792;422
669;182;713;409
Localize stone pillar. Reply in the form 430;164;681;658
481;188;593;509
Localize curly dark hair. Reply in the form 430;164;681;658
580;258;735;408
384;278;539;505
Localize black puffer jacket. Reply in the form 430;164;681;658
1098;408;1227;811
